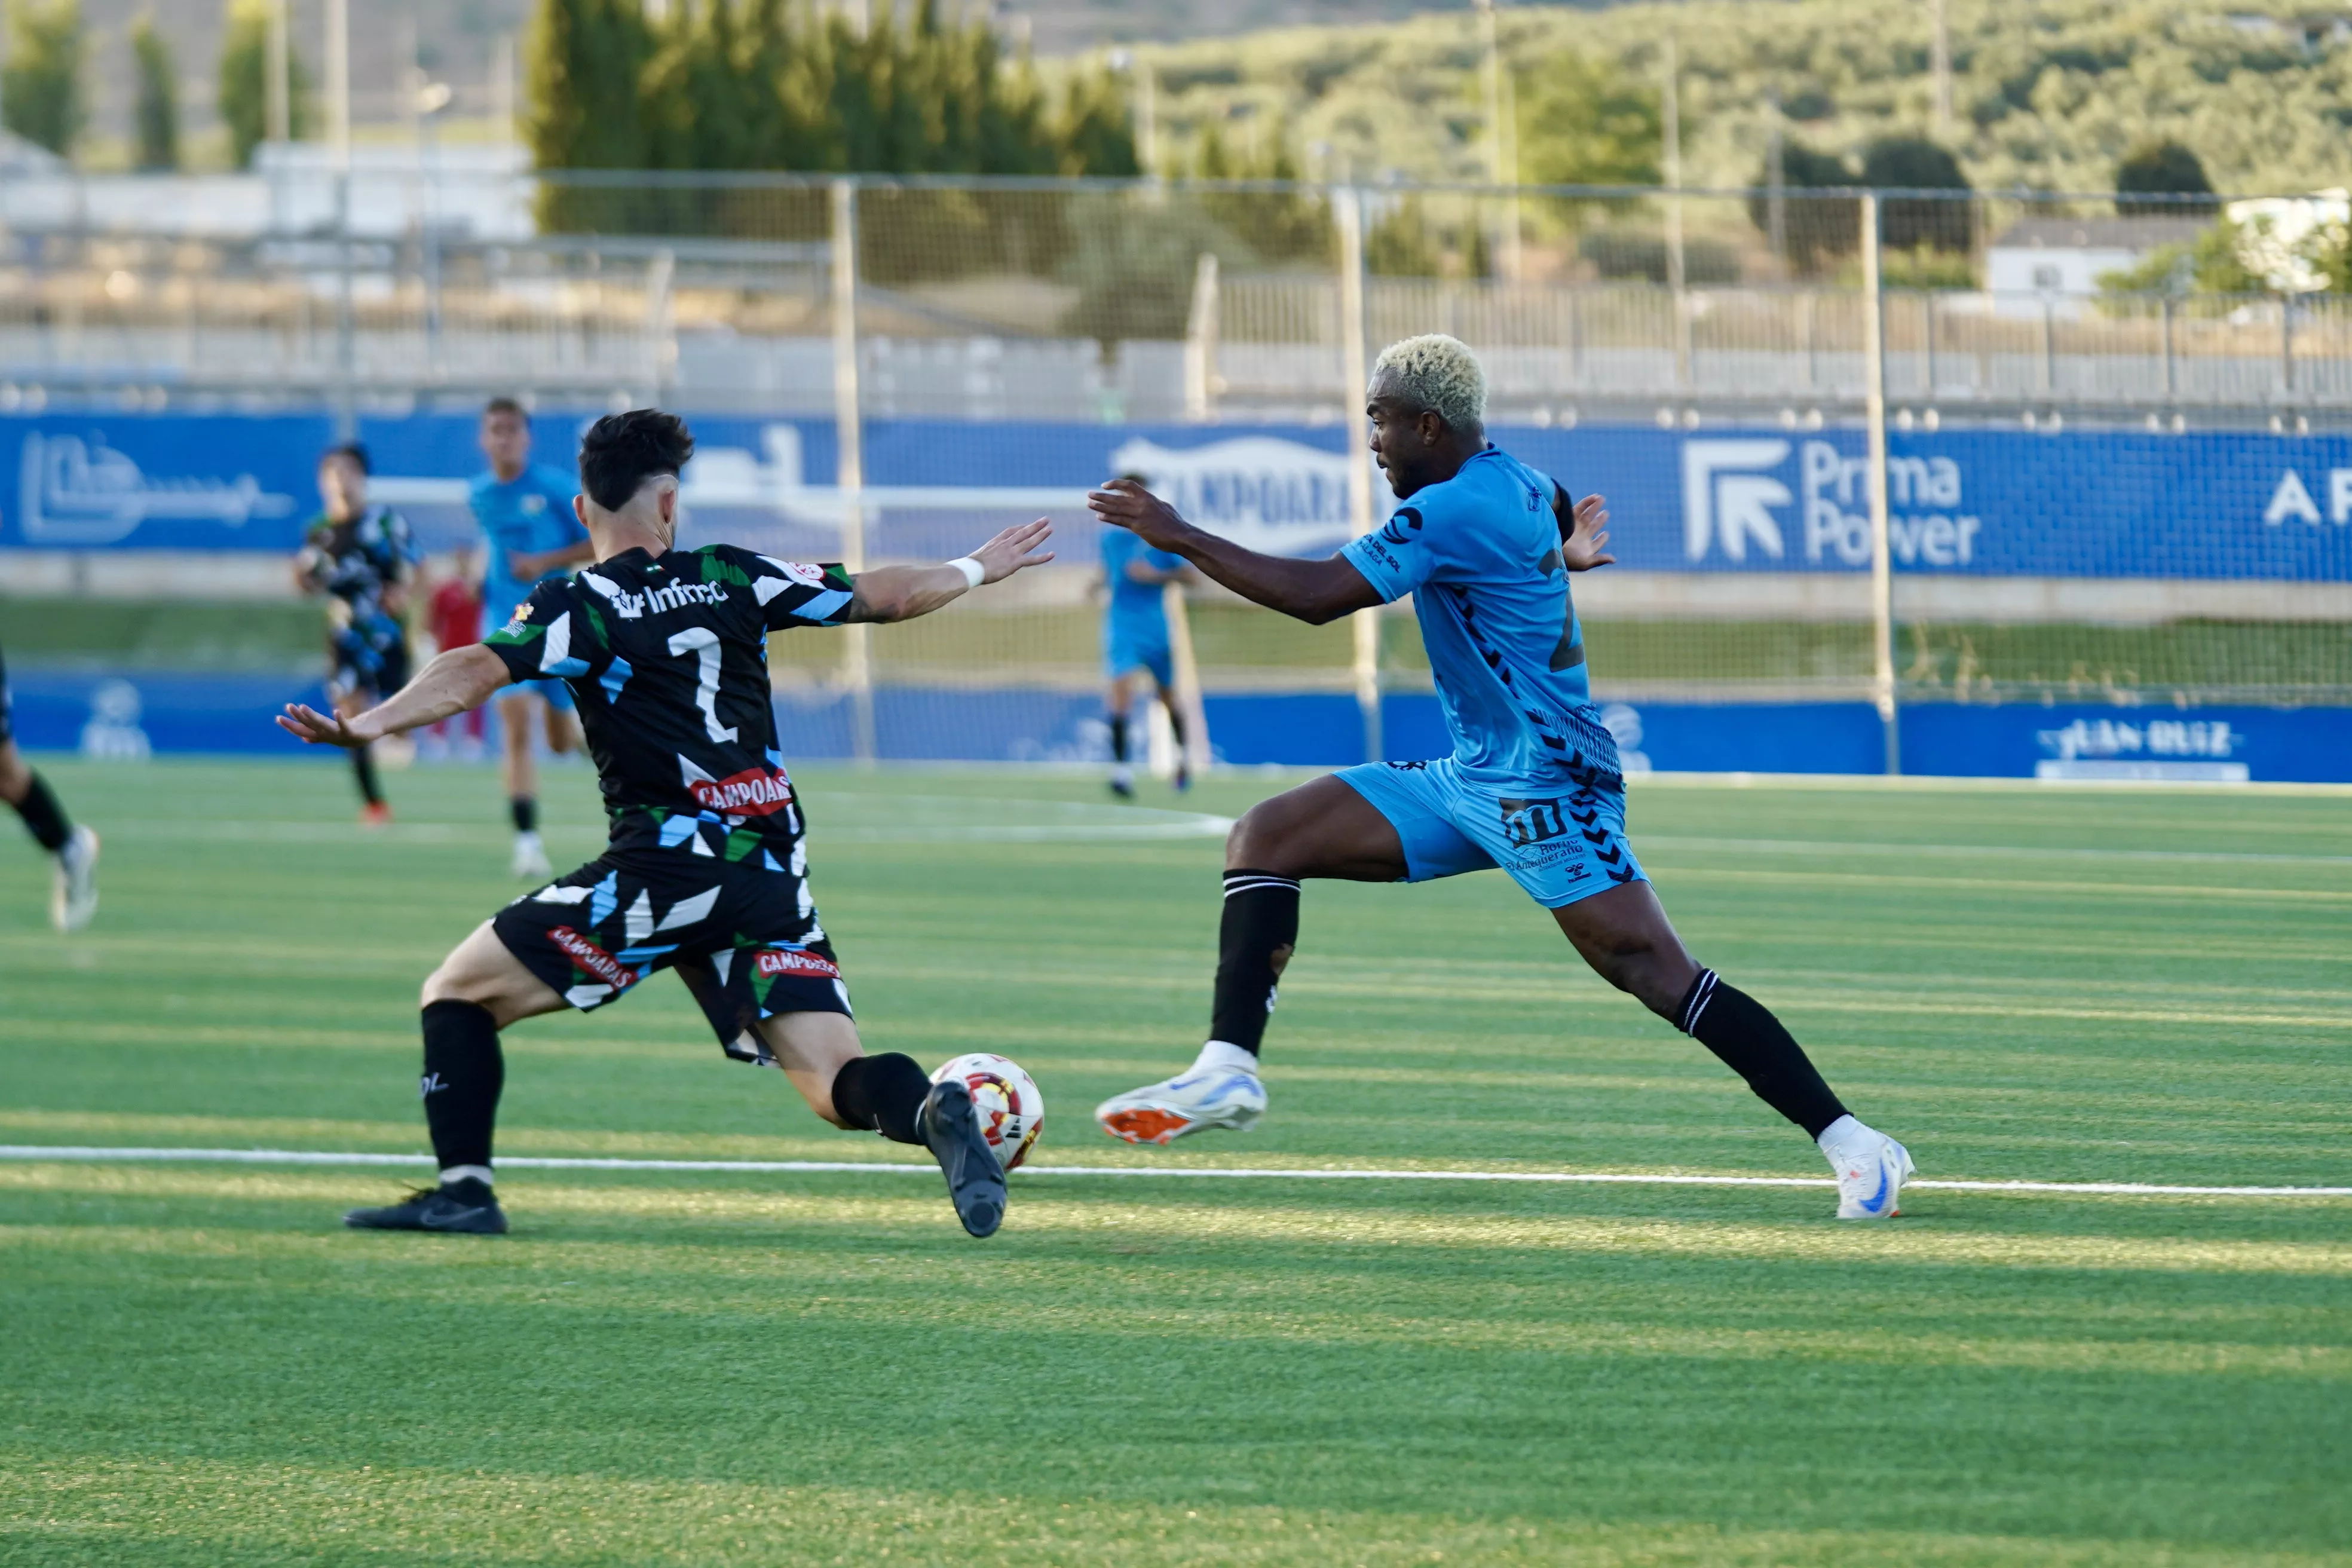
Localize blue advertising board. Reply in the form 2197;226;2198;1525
3;411;2349;583
12;667;2351;783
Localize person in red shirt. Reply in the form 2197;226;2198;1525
424;566;486;754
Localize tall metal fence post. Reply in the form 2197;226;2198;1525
1860;192;1899;775
2281;293;2296;397
645;247;676;404
1182;251;1218;421
2161;294;2176;400
831;177;875;767
1661;39;1690;393
1336;184;1381;766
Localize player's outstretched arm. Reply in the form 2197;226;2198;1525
1089;479;1379;626
844;517;1055;624
275;645;512;749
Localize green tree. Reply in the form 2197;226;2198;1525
1861;135;1971;252
526;0;653;170
217;0;310;169
2116;139;2217;213
1366;194;1443;276
526;0;654;231
2099;220;2262;296
130;13;179;171
2;0;85;157
1053;62;1137;177
1195;122;1328;265
1748;139;1859;271
1513;49;1659;186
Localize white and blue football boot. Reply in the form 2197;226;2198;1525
1096;1043;1267;1146
1821;1117;1916;1220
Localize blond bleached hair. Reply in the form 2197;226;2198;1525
1370;333;1487;433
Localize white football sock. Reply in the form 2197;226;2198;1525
1815;1114;1875;1164
1193;1040;1259;1077
439;1164;494;1188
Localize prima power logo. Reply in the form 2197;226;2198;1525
1680;438;1982;568
1682;440;1793;562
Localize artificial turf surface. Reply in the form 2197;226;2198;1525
1;758;2347;1566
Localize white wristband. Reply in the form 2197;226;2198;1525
947;556;985;589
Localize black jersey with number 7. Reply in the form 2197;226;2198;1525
484;543;852;850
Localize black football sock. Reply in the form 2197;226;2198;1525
351;745;384;807
1676;970;1848;1138
1208;869;1300;1056
1107;713;1130;764
11;771;72;853
1166;706;1187;749
420;1000;504;1178
831;1052;930;1146
510;796;537;834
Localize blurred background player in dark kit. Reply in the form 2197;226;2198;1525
293;443;414;826
0;642;98;929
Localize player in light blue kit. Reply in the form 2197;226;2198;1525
471;397;593;877
1086;335;1915;1220
1099;490;1193;797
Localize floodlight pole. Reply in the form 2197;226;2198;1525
831;178;876;767
1930;0;1953;136
1662;38;1690;390
1336;184;1382;766
1475;0;1521;281
1861;192;1900;776
266;0;290;144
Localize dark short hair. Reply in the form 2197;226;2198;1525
319;441;369;475
483;396;528;424
578;409;693;512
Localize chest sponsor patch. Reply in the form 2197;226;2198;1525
688;766;795;817
549;926;636;990
755;947;840;981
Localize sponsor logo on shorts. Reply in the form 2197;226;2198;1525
1498;796;1570;850
690;766;795;816
549;925;636;990
755;947;840;980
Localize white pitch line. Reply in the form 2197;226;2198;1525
1;1146;2345;1198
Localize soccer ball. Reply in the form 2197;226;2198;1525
930;1053;1044;1171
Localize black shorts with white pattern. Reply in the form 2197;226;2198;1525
491;835;850;1066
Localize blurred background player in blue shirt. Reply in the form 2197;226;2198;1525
1099;474;1193;797
470;398;593;877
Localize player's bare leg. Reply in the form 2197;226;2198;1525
0;736;99;930
1104;670;1141;798
1096;776;1402;1144
1152;676;1192;792
498;690;552;877
334;688;391;825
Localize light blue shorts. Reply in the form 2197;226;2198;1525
505;673;574;713
1104;629;1174;688
1334;756;1646;909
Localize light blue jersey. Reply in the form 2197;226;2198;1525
471;461;586;624
1101;526;1184;683
1340;446;1620;789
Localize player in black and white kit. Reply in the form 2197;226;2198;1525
278;410;1055;1239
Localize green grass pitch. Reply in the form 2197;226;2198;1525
1;757;2347;1566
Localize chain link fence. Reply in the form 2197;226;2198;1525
2;169;2345;767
